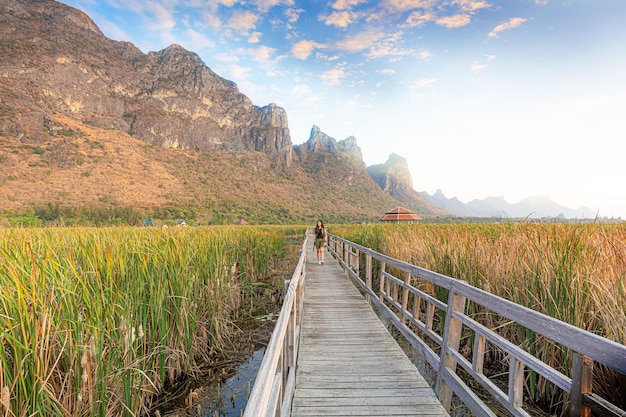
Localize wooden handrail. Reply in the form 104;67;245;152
243;234;308;417
327;233;626;417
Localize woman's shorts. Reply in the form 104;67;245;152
315;238;325;249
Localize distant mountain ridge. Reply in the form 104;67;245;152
419;189;597;219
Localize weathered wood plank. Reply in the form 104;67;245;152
291;241;449;417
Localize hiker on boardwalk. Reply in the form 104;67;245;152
313;220;327;265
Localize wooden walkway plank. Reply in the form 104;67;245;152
291;241;449;417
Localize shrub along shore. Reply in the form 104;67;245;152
0;225;305;416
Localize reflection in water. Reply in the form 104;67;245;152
175;348;264;417
212;349;264;416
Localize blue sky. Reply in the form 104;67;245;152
60;0;626;218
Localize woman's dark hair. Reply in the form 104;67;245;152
317;219;325;228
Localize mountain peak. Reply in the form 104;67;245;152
294;126;363;165
367;154;446;216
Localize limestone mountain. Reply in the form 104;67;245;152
0;0;424;224
0;0;292;164
294;126;363;165
367;154;446;216
294;126;402;220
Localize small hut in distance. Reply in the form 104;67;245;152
380;207;421;223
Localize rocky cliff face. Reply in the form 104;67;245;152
291;126;405;213
368;154;447;216
367;153;413;194
0;0;292;164
294;125;364;165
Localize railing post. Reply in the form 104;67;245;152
365;254;372;305
296;269;304;326
473;334;486;374
437;291;466;411
378;262;386;304
401;272;410;325
509;357;525;408
570;353;593;417
355;248;360;275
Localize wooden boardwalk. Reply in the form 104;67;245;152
291;241;449;417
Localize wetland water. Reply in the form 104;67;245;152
157;313;277;417
163;347;265;417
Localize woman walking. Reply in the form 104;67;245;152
313;220;327;265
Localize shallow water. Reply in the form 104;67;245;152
161;347;265;417
199;348;264;417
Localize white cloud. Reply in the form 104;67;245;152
321;11;358;28
367;42;414;59
249;45;276;62
471;61;487;71
291;84;311;94
436;14;471;28
202;10;223;29
292;40;325;59
379;68;395;75
248;32;262;43
317;53;342;62
284;7;304;23
227;10;260;32
142;2;176;31
383;0;436;14
488;17;528;38
471;54;495;71
453;0;491;12
334;30;385;53
419;49;433;60
321;65;349;85
332;0;368;10
254;0;292;13
405;11;436;27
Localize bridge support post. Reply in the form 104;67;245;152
436;291;466;411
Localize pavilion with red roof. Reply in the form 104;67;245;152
380;207;421;223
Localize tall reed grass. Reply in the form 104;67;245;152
333;222;626;411
0;225;301;417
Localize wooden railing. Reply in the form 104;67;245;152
327;233;626;417
242;234;307;417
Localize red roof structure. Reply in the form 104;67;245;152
380;207;421;223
